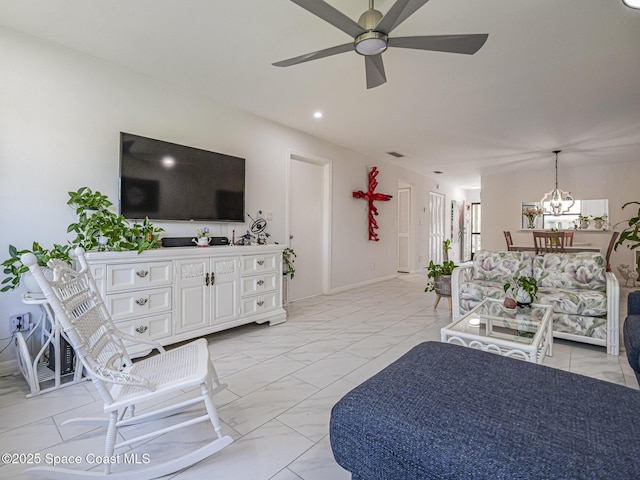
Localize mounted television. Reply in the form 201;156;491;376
119;132;245;222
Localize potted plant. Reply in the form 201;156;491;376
592;215;607;230
1;242;71;292
523;206;543;229
503;275;539;307
67;187;163;253
578;214;591;230
282;247;296;280
425;239;456;295
614;202;640;272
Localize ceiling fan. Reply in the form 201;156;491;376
273;0;489;89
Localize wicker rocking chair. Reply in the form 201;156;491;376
21;248;232;479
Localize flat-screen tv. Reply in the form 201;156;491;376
119;132;245;222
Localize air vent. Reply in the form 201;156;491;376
386;151;405;158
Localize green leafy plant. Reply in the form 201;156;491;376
1;242;71;292
503;275;539;305
424;260;456;292
282;247;296;279
614;201;640;272
592;215;607;222
67;187;163;253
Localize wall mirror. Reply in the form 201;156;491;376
521;199;608;230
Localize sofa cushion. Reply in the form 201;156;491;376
459;280;506;314
472;250;532;284
537;288;608;317
533;253;606;291
554;313;607;339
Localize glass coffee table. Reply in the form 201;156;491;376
441;298;553;364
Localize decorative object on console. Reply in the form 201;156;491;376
578;214;590;229
193;227;211;246
352;166;393;241
248;211;270;245
593;215;607;230
539;150;575;215
522;205;543;229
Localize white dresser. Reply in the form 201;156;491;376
85;244;286;357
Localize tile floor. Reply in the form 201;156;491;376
0;274;637;479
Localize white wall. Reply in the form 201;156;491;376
481;161;640;268
0;27;468;367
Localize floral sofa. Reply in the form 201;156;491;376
451;250;620;355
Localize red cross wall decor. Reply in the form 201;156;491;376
352;166;393;241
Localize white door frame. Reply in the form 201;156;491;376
429;192;445;264
286;150;332;295
397;183;412;273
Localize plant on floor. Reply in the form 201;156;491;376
614;201;640;272
425;240;456;293
283;247;296;279
503;275;538;306
1;242;71;292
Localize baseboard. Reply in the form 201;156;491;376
0;358;18;378
328;274;399;295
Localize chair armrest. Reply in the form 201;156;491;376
628;291;640;316
451;262;473;319
606;271;620;356
114;330;167;355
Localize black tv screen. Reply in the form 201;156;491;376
119;132;245;222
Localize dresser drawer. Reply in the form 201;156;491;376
118;313;172;343
241;254;278;275
105;287;172;321
105;261;172;292
241;291;279;316
241;272;278;297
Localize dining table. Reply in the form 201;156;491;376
511;245;601;253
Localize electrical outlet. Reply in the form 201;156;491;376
10;313;31;331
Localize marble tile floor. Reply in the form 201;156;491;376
0;274;637;479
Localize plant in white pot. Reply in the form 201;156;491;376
503;275;539;308
1;242;71;292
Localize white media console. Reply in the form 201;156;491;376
85;244;286;357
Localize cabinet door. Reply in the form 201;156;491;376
175;258;210;334
211;257;240;325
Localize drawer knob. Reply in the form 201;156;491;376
257;300;265;307
135;298;149;306
135;326;148;334
257;280;265;286
136;270;149;278
257;260;265;266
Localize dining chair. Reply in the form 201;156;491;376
21;247;232;479
564;230;574;246
533;231;566;254
605;231;620;271
503;231;514;251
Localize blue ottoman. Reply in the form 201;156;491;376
624;291;640;385
330;341;640;480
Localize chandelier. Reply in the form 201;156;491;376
540;150;575;215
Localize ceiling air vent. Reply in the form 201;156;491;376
386;151;404;158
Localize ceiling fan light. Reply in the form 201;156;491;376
623;0;640;9
355;31;388;56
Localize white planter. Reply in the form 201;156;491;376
20;268;53;293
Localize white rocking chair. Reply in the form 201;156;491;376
21;248;232;479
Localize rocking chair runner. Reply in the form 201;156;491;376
21;248;232;479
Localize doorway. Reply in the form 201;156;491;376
397;186;411;272
288;153;331;301
429;192;445;263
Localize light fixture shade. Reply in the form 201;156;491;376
623;0;640;9
540;188;575;216
540;150;575;215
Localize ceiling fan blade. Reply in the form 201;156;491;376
365;54;387;89
273;43;355;67
375;0;430;35
290;0;365;38
388;34;489;54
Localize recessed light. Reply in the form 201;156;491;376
313;111;323;119
623;0;640;9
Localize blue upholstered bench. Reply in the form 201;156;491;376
330;341;640;480
624;291;640;385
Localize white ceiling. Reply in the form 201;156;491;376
1;0;639;187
